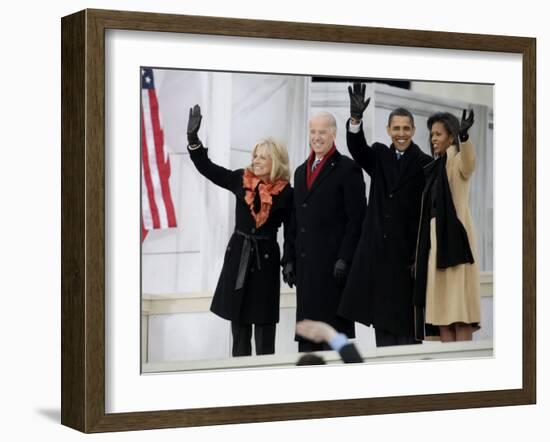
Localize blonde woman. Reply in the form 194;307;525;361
187;105;294;356
413;110;481;342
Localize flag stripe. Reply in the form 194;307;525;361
141;151;155;229
148;89;177;227
140;68;178;242
141;106;161;229
142;89;169;228
141;214;149;242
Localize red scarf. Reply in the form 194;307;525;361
243;169;288;228
306;144;336;189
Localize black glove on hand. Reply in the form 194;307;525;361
459;108;474;142
282;262;296;288
187;104;202;146
333;259;348;287
347;82;371;121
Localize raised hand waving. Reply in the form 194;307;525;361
347;82;371;121
459;108;474;142
187;104;203;146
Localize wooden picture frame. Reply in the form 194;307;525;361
61;8;536;433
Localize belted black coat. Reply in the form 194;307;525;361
338;121;432;337
291;149;366;339
189;146;293;325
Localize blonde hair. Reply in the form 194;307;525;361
248;137;290;182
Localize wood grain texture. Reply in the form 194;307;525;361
522;38;536;403
60;8;537;433
89;8;532;52
61;9;86;432
85;9;108;433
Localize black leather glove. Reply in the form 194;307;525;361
333;259;348;287
347;82;371;121
282;262;296;288
459;108;474;142
187;104;202;146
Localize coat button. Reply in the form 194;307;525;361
264;254;269;259
302;203;307;208
300;227;306;233
251;227;256;233
383;234;388;239
385;214;390;219
389;193;394;199
300;252;306;258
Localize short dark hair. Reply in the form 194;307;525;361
296;353;327;366
388;108;415;128
427;112;460;155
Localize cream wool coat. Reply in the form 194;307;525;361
425;139;481;327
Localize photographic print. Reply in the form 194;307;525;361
140;68;495;373
61;9;535;432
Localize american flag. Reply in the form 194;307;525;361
141;68;177;242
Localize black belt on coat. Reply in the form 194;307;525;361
233;229;274;290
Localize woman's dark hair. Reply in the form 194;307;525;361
427;112;461;156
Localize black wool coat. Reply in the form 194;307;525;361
291;149;366;339
338;121;432;337
189;146;293;325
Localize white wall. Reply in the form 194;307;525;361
145;293;493;363
411;81;494;108
2;1;547;441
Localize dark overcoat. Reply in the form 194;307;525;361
189;146;293;325
291;149;366;339
338;121;432;337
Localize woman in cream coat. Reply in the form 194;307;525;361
413;110;480;342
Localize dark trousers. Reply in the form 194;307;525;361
231;322;276;357
298;340;331;353
375;328;421;347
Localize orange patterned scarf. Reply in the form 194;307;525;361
243;169;288;228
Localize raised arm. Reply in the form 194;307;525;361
457;109;476;179
187;104;241;191
346;82;377;175
296;320;363;363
